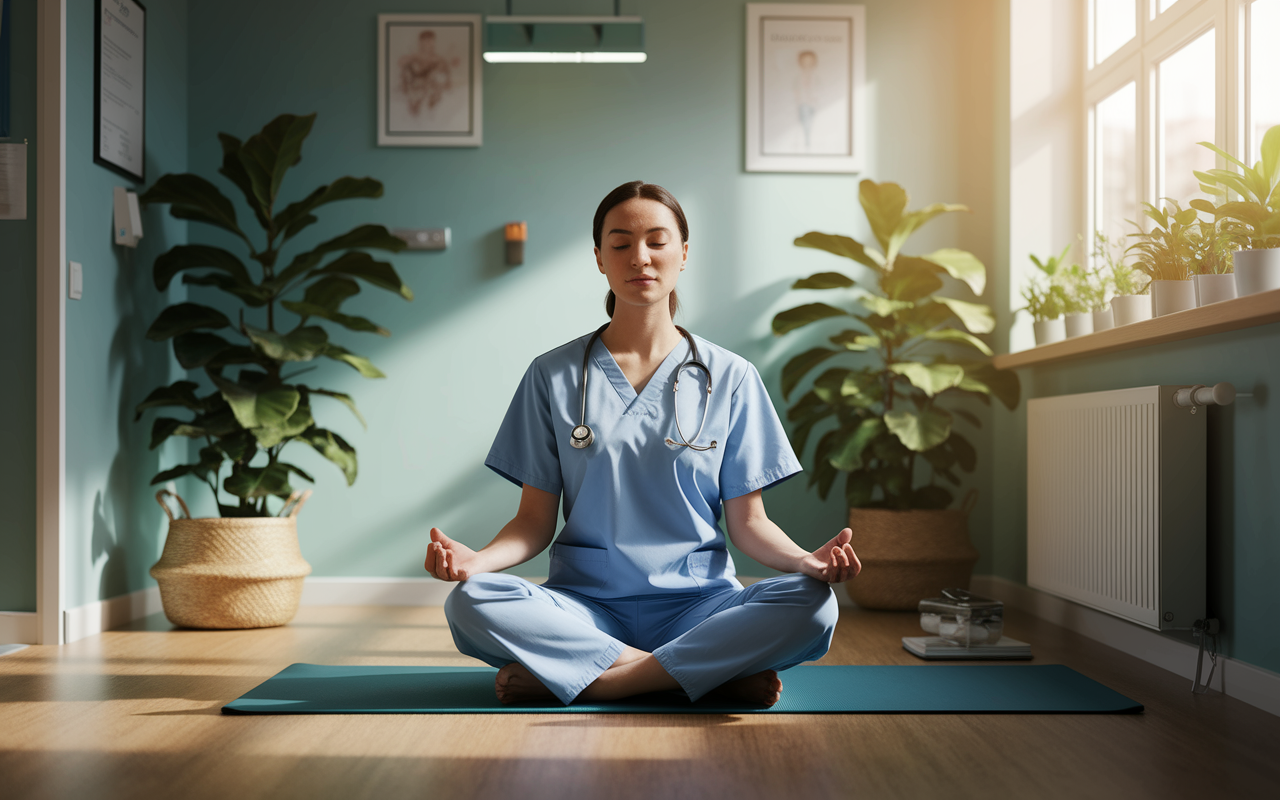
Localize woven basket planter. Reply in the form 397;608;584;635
150;490;312;629
846;504;979;611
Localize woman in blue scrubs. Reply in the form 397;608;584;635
425;181;860;706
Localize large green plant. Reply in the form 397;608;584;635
771;180;1020;511
135;113;410;517
1126;200;1197;281
1192;124;1280;250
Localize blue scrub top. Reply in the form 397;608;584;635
485;330;802;599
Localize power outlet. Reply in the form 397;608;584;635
392;228;450;251
68;261;83;300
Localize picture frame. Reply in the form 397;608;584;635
745;3;865;174
94;0;146;183
377;13;483;147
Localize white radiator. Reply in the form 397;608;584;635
1027;386;1206;631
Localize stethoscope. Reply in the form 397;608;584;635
570;323;718;452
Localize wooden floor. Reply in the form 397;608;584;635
2;603;1278;800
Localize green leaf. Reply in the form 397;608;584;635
910;485;954;510
793;232;882;269
771;302;849;335
810;430;839;500
320;344;386;378
182;272;271;307
153;245;252;291
280;276;388;336
282;301;389;336
953;408;982;428
858;180;908;254
840;370;882;407
139;173;246;242
174;332;234;369
304;387;367;429
780;347;841;400
921;248;986;295
884;407;953;452
244;324;329;362
881;256;944;301
274;178;390;241
302;427;358;485
960;364;1021;411
237;113;316;218
948;432;977;472
224;462;293;500
271;225;409;291
149;446;224;487
253;401;314;449
216;431;258;463
918;328;993;356
889;362;965;396
212;376;301;429
145;303;231;341
829;418;884;471
1261;124;1280;188
829;330;880;351
857;294;914;317
887;203;968;264
134;381;201;420
811;368;852;404
791;271;856;290
932;296;996;334
281;462;316;484
149;417;182;450
845;471;876;508
314;251;413;300
216;133;269;231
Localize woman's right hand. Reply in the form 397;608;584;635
424;527;481;582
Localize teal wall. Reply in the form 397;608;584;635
991;324;1280;674
0;0;37;612
63;0;188;608
179;0;1001;581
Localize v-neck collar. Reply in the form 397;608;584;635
592;334;690;413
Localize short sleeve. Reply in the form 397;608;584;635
718;363;803;499
484;360;563;495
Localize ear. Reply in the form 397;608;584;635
681;241;689;268
595;246;605;274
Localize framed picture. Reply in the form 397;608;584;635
745;3;865;173
377;14;482;147
94;0;146;183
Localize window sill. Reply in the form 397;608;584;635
992;287;1280;370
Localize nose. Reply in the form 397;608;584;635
631;242;652;267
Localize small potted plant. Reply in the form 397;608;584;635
1188;216;1241;305
1060;261;1095;338
1087;232;1123;331
1192;124;1280;296
136;113;411;629
1021;247;1069;345
1106;237;1151;326
772;180;1020;610
1127;200;1197;317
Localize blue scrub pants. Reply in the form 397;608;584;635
444;573;838;704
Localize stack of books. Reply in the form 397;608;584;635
902;636;1032;660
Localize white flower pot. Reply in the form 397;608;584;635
1092;308;1115;332
1150;280;1197;316
1064;312;1094;338
1194;273;1238;306
1110;294;1152;326
1232;248;1280;296
1033;317;1066;345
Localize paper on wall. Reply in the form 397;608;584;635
0;142;26;220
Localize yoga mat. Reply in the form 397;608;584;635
222;664;1142;715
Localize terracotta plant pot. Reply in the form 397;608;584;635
846;506;979;611
150;490;312;629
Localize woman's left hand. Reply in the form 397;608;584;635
798;528;860;583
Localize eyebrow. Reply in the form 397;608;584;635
608;227;672;236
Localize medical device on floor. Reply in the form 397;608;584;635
571;323;717;452
902;589;1032;660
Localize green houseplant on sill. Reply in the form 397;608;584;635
1188;216;1241;305
1192;124;1280;296
1022;246;1070;344
772;179;1020;610
136;113;410;629
1101;231;1151;326
1127;200;1197;317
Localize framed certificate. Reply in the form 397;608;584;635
745;4;866;173
377;14;483;147
94;0;146;183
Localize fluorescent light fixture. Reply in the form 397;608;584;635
485;15;645;63
483;51;647;63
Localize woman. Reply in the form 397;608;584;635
425;181;860;707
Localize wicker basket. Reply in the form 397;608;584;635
150;490;313;629
846;500;979;611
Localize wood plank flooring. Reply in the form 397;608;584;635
2;603;1278;800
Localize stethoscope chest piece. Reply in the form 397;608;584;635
570;424;594;449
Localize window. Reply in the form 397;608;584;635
1246;0;1280;164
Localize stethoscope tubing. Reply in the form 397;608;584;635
572;323;716;452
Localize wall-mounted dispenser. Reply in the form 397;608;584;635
113;186;142;247
505;222;527;265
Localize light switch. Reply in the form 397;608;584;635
391;228;450;251
69;261;83;300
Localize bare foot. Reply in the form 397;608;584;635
709;670;783;707
495;662;556;705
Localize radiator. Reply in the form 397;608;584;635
1027;386;1206;631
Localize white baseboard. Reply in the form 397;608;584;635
971;574;1280;719
0;611;39;645
64;587;163;644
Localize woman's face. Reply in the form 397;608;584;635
595;198;688;314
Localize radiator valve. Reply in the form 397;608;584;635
1173;383;1235;413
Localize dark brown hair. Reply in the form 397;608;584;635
593;181;688;318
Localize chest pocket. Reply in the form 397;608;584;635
547;543;610;597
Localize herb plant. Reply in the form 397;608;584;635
1021;246;1071;321
1127;200;1197;281
135;113;411;517
771;180;1020;511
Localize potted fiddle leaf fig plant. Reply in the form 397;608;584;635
136;112;411;629
772;179;1020;610
1192;124;1280;296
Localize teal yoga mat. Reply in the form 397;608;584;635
222;664;1142;715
